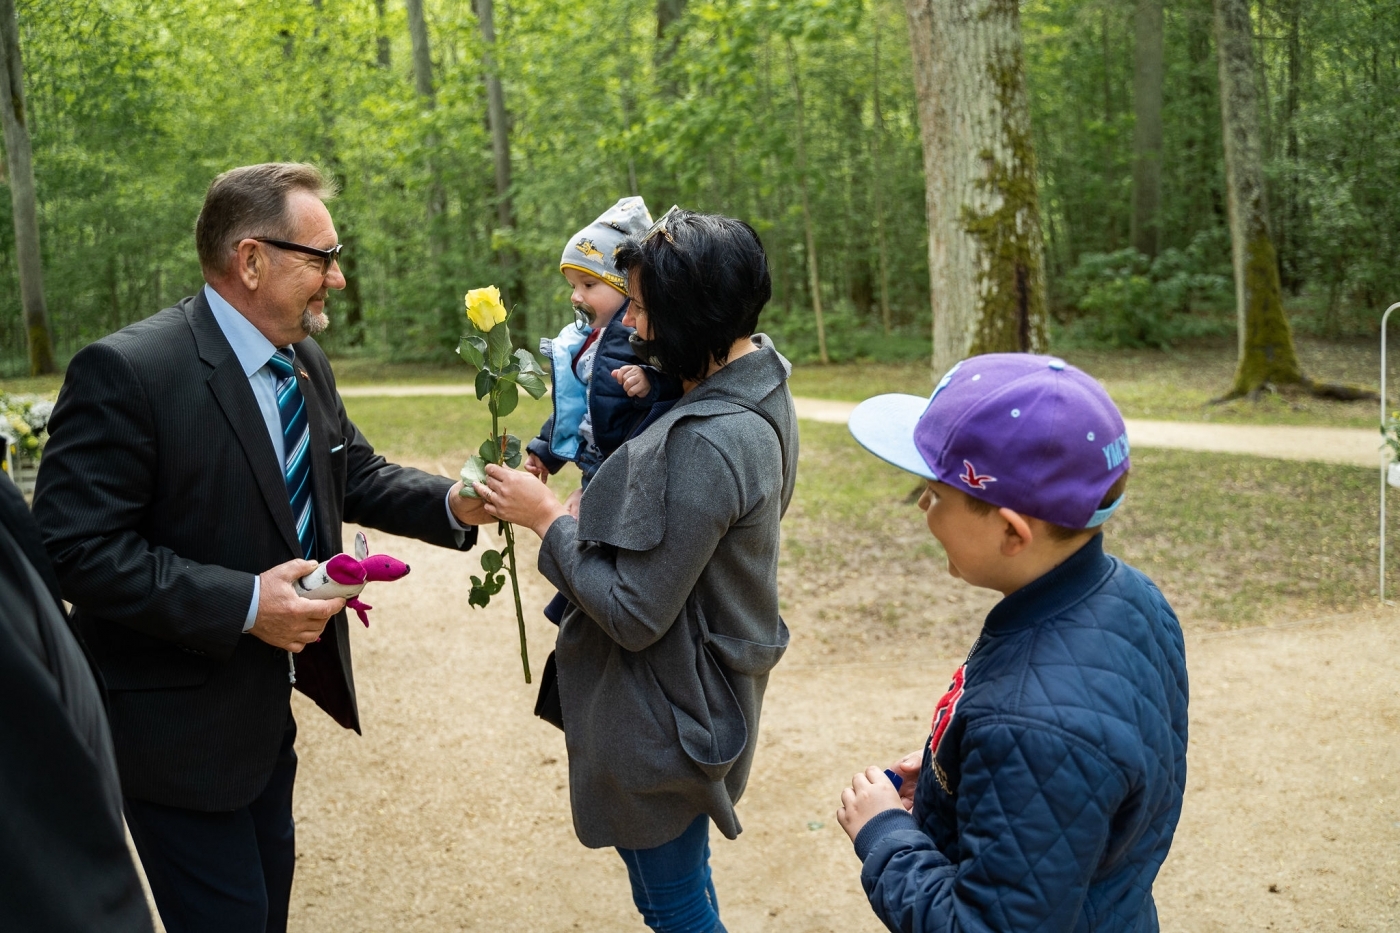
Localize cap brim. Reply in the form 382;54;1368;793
847;394;937;481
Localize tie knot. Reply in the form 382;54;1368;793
267;348;295;379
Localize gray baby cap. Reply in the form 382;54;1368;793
559;196;653;295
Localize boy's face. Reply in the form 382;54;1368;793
564;267;628;327
917;481;1014;590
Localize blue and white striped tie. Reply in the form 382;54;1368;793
267;348;316;561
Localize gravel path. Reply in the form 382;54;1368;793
338;385;1381;467
131;526;1399;932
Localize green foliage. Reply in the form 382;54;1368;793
0;0;1395;373
1054;235;1232;349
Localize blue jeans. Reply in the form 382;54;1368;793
616;815;727;933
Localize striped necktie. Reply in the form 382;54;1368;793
267;348;316;560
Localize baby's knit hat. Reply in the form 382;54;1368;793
559;196;653;294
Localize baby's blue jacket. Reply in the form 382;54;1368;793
854;534;1188;932
526;315;681;474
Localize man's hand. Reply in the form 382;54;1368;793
837;766;905;842
524;452;550;484
564;488;583;519
612;365;652;399
448;481;495;525
251;559;345;653
890;749;922;812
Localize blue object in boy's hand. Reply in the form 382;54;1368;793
884;769;904;791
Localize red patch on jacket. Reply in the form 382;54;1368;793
929;665;966;755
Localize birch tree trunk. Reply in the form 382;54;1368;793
1212;0;1306;397
902;0;1047;381
0;0;55;375
872;7;894;337
1131;0;1165;258
476;0;526;335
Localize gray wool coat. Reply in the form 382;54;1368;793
537;336;799;850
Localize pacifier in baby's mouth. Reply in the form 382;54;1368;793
572;303;595;331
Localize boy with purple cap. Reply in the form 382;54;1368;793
837;353;1188;933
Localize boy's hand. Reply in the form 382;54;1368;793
564;488;582;519
612;365;652;399
837;766;905;842
524;452;549;484
890;749;922;812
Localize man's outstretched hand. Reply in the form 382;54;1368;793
251;559;345;652
448;481;495;525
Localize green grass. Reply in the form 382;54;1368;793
7;335;1380;429
786;335;1380;429
352;402;1379;631
784;421;1378;630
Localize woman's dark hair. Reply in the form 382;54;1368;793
613;210;772;384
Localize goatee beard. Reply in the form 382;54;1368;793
301;307;329;336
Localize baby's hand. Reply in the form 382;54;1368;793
837;766;904;842
564;488;583;519
612;365;652;399
525;452;549;484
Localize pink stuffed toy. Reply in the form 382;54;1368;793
294;531;410;627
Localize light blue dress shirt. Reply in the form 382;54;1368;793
203;285;466;636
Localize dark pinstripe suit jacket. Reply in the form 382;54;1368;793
33;291;477;811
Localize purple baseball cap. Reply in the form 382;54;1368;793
847;354;1130;529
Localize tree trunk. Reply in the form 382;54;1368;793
872;5;894;336
1279;0;1302;295
0;0;55;375
902;0;1048;380
476;0;526;336
375;0;391;68
1131;0;1165;258
785;38;828;365
1213;0;1306;397
656;0;687;70
405;0;444;248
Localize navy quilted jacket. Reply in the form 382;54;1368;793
853;535;1188;932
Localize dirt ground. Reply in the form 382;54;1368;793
134;525;1400;932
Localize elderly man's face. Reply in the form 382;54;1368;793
261;190;346;344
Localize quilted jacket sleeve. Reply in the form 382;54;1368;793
858;719;1127;933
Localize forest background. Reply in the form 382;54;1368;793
0;0;1396;376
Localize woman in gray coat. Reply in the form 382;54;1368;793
476;210;797;933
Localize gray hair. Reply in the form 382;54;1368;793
195;163;338;274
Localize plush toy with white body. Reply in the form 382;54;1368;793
294;531;411;627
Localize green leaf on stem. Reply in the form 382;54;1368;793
475;368;496;400
479;438;501;465
502;434;522;468
491;380;519;418
458;455;488;496
514;347;546;377
486;321;513;371
481;549;503;573
516;372;548;399
457;336;487;370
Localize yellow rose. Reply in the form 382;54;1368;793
465;286;508;332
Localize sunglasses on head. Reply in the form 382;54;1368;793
640;205;683;245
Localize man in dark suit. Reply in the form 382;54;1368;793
0;475;155;933
33;163;490;933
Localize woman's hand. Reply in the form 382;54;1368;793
837;766;905;842
474;463;570;539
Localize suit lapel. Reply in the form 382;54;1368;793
188;294;302;557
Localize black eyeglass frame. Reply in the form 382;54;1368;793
252;237;344;274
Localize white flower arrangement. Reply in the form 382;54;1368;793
1;393;54;464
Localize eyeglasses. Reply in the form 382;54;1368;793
253;237;343;275
641;205;683;245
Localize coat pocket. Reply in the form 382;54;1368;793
669;600;790;782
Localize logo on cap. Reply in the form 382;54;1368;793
959;460;996;490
